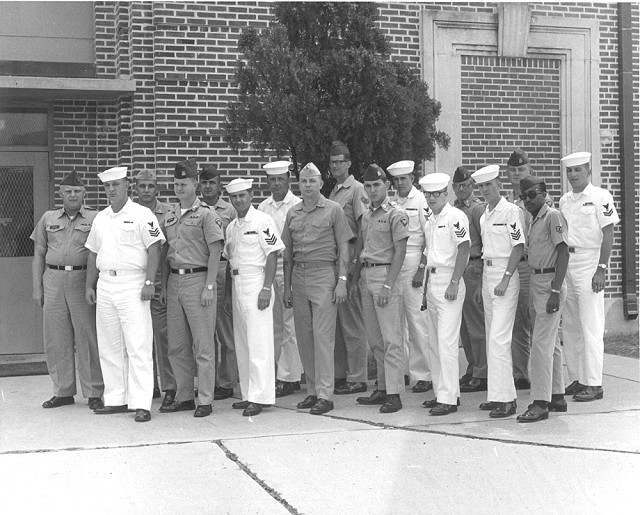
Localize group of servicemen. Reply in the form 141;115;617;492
31;140;619;423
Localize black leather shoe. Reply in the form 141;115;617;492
135;409;151;422
88;397;104;410
42;396;74;409
310;398;334;415
573;386;603;402
424;398;460;408
334;381;368;395
460;378;488;393
514;378;531;390
379;394;402;413
356;390;387;405
243;403;262;417
564;380;586;396
276;381;295;398
517;403;549;423
194;404;212;418
411;380;433;393
292;381;301;391
161;389;176;409
297;395;317;409
548;395;568;412
232;400;250;410
479;401;499;411
153;387;161;399
94;404;128;415
214;386;234;400
430;403;457;416
459;372;473;386
489;401;517;418
159;399;195;413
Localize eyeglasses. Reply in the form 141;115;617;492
424;191;446;198
329;160;348;167
519;190;542;201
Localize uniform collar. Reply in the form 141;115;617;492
211;197;231;210
398;186;420;200
454;195;476;208
106;198;133;216
58;206;88;219
173;197;204;215
371;196;393;212
431;202;451;219
531;203;550;224
569;182;594;200
487;196;508;214
238;205;256;222
332;174;357;192
294;194;326;211
267;189;296;206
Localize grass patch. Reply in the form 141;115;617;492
604;332;639;359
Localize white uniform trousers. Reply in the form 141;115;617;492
96;271;153;410
529;273;566;402
426;269;464;406
399;249;431;382
482;262;519;403
563;249;605;386
232;271;276;405
273;269;303;382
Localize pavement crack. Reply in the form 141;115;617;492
215;440;300;514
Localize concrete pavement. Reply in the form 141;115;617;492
1;352;639;514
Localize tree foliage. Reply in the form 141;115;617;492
225;2;450;181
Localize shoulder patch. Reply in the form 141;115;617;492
148;220;160;237
453;220;467;238
509;222;522;240
361;196;370;205
399;216;408;227
555;225;564;233
602;203;613;217
215;218;222;227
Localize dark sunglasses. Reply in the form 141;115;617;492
519;190;542;201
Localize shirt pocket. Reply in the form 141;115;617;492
45;224;65;248
406;209;421;232
433;226;451;252
311;219;333;241
490;224;510;247
72;224;92;245
580;205;596;215
182;217;203;238
371;222;390;249
119;223;137;245
529;231;549;245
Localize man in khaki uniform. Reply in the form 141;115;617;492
160;159;224;418
282;163;353;415
31;171;104;410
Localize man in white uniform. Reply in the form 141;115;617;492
224;178;284;416
258;161;304;398
387;160;432;393
419;173;470;416
559;151;619;402
85;166;165;423
471;165;525;418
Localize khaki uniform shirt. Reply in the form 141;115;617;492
209;197;236;234
163;199;224;268
395;186;427;250
30;206;96;266
329;175;367;240
424;203;470;269
282;195;353;262
527;204;569;270
480;197;525;260
359;197;409;264
454;196;485;259
224;206;284;268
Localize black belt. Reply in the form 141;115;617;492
468;256;482;261
520;256;528;262
293;261;335;269
362;262;391;268
47;264;87;271
533;267;556;274
220;256;227;261
170;267;208;275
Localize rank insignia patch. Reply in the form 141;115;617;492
602;203;613;217
263;228;277;245
148;221;160;237
510;222;521;241
453;221;467;238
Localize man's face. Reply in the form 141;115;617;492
364;179;388;206
229;190;252;214
103;179;128;206
174;177;198;202
136;180;157;204
329;154;351;180
423;188;448;213
521;185;546;215
267;173;290;199
565;164;590;192
200;177;220;199
452;179;474;201
392;174;413;198
59;185;85;212
477;179;501;204
507;163;531;186
299;175;323;198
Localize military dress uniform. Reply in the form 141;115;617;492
282;180;353;405
163;195;223;411
31;175;104;406
258;186;304;389
225;195;284;407
559;154;619;394
329;172;369;387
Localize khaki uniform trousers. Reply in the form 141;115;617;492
215;261;238;389
232;270;276;405
360;266;405;395
96;271;153;410
529;273;566;401
482;263;519;403
334;243;368;383
563;249;605;386
460;261;487;379
292;266;337;401
167;272;216;405
273;268;303;382
398;249;431;382
426;270;465;405
43;268;103;398
150;289;175;392
511;260;532;381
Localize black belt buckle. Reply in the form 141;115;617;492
568;246;575;253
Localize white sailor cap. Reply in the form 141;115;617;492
418;172;450;192
225;178;253;193
299;162;321;177
98;166;128;183
471;164;500;184
386;160;415;177
263;160;290;175
561;152;591;167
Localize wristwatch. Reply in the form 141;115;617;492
597;263;607;270
144;280;153;286
338;275;348;281
418;263;426;269
206;284;214;290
